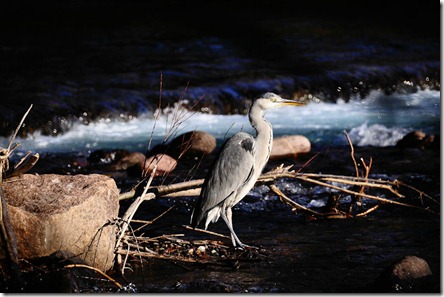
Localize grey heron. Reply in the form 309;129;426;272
190;92;305;248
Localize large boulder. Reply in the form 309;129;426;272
2;174;119;272
270;135;311;160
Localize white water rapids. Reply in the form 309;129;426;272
1;88;440;156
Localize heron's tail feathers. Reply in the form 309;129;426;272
190;207;202;229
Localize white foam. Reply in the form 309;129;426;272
347;122;410;146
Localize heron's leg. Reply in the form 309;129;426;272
226;208;244;247
220;207;245;248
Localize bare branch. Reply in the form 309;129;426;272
344;130;359;178
269;184;323;216
7;105;33;152
64;264;123;289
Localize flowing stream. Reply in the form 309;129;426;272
1;89;440;156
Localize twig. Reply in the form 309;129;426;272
162;188;201;197
295;173;437;204
319;177;404;198
119;189;136;201
295;152;319;174
295;175;435;212
393;180;439;204
0;105;33;290
181;224;231;240
114;249;209;264
356;205;379;217
129;234;187;243
269;184;323;216
116;166;158;255
152;178;204;196
7;152;40;178
132;205;175;233
64;264;123;289
145;73;163;154
344;130;359;178
7;105;33;153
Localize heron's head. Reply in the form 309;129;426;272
254;92;306;110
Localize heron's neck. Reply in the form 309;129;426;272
249;105;273;169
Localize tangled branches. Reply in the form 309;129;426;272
115;131;439;272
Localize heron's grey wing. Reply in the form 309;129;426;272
191;132;255;226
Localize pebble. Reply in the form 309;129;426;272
196;245;206;254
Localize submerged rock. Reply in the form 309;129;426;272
374;255;433;293
396;130;437;150
2;174;119;272
87;149;178;177
87;149;143;171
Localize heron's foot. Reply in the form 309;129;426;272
234;243;259;250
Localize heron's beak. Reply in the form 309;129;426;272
276;98;306;107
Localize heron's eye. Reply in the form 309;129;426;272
270;97;277;102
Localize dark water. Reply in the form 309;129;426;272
25;145;441;293
119;209;439;293
0;1;440;137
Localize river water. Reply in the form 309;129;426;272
1;88;440;156
0;0;440;293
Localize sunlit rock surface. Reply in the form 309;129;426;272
147;131;216;159
270;135;311;160
2;174;119;271
142;154;178;176
168;131;217;159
